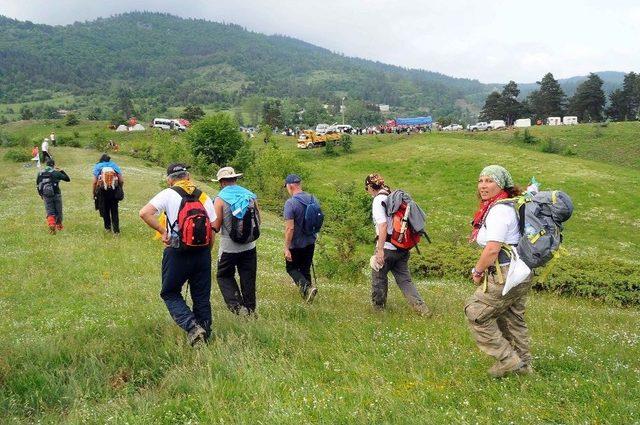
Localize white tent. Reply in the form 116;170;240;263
115;125;128;132
130;123;146;131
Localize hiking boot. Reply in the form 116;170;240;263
306;286;318;304
488;356;524;378
48;224;57;234
237;306;250;317
56;224;64;231
516;363;534;375
187;325;207;348
413;303;432;317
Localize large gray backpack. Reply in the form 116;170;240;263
498;191;573;269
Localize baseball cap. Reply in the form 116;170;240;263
283;174;302;187
166;163;190;177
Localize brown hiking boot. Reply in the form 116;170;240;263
306;286;318;304
187;325;207;348
516;363;534;375
413;303;432;317
488;356;524;378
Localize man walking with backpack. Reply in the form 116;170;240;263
36;159;70;234
212;167;260;316
139;163;216;347
93;154;124;234
283;174;321;303
365;173;431;316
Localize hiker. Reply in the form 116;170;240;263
41;138;51;162
139;163;216;346
365;173;430;315
283;174;321;303
49;132;56;146
465;165;532;378
93;154;124;233
212;167;260;316
31;146;41;168
36;159;70;234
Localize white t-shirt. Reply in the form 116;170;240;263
149;188;216;232
372;194;396;250
476;204;520;247
41;140;49;152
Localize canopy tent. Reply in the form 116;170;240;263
395;116;432;126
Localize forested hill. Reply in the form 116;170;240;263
0;12;489;118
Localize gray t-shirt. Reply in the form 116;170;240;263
284;192;318;249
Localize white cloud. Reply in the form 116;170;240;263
0;0;638;82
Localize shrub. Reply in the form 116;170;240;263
231;139;256;174
340;133;353;153
57;137;81;148
188;113;243;166
87;133;110;152
324;140;338;157
4;149;32;162
64;113;79;126
522;129;538;144
541;138;563;154
244;143;307;212
73;131;80;138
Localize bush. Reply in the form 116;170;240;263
188;113;244;166
64;113;79;126
522;129;538;144
541;138;563;154
87;133;110;152
340;133;353;153
324;140;338;157
57;137;81;148
4;149;32;162
244;143;307;212
316;182;371;281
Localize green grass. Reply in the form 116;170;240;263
0;139;639;423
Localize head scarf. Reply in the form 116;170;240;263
479;165;514;189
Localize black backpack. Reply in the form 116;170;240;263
229;199;261;244
37;171;57;197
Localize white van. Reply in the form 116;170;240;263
315;124;330;135
547;117;561;126
152;118;186;131
490;120;506;130
514;118;532;128
563;116;578;125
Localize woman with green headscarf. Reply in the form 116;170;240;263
464;165;533;378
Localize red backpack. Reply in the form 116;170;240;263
388;201;422;251
168;187;212;249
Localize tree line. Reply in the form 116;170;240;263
480;72;640;123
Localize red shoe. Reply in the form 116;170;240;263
56;224;64;231
47;216;57;234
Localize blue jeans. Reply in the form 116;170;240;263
161;247;212;337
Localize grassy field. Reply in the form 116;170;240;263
1;126;639;423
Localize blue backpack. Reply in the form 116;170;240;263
294;195;324;236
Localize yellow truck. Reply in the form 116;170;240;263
296;130;341;149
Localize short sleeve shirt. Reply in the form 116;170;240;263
372;194;396;250
284;192;318;249
476;204;520;247
149;188;216;232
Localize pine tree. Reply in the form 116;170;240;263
526;73;566;120
606;89;626;121
479;92;501;121
569;73;606;122
621;72;640;120
498;81;522;125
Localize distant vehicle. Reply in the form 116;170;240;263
547;117;562;126
335;124;353;133
563;116;578;125
489;120;506;130
297;130;341;149
442;124;463;131
467;122;491;131
315;124;330;135
514;118;532;128
152;118;186;131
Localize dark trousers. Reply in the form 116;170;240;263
100;191;120;233
216;248;257;313
161;247;212;337
42;151;52;162
286;243;315;288
43;194;63;224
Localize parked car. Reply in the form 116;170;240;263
335;124;353;133
489;120;506;130
442;124;463;131
467;122;491;131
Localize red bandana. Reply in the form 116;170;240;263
469;190;510;242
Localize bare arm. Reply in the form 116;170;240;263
472;241;502;284
92;176;98;193
284;219;294;261
139;203;169;246
375;222;387;266
212;197;224;232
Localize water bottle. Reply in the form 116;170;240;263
526;176;540;195
524;224;537;238
169;230;181;248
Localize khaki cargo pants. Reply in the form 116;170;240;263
464;265;533;365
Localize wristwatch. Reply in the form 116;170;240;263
471;267;485;278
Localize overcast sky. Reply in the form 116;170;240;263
1;0;639;83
